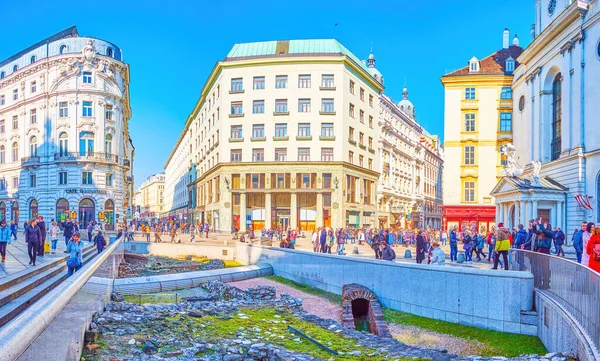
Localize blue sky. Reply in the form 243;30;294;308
0;0;533;184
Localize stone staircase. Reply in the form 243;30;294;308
0;244;97;328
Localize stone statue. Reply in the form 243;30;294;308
531;160;542;185
81;40;96;64
501;143;523;177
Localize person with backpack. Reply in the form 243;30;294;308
554;227;565;256
430;241;445;265
0;220;12;262
493;222;510;270
475;233;485;261
381;241;396;261
93;230;107;254
66;232;84;276
463;230;473;264
585;227;600;272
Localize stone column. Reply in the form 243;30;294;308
495;204;500;222
556;201;563;230
290;192;297;229
316;192;323;228
514;201;521;227
498;203;504;224
503;203;509;227
532;200;538;220
265;192;272;230
521;201;528;226
240;192;247;232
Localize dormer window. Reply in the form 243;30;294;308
506;57;515;73
469;57;479;73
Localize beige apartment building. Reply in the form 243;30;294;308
164;39;384;232
135;173;165;222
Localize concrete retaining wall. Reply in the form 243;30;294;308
536;291;599;361
237;244;537;335
122;241;236;261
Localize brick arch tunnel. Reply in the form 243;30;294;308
341;283;391;337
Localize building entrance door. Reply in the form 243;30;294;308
278;216;290;230
79;198;95;229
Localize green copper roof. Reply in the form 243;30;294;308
225;39;369;72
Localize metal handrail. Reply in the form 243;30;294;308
0;236;123;361
510;249;600;353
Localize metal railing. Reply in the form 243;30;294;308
20;156;40;165
510;249;599;353
0;236;123;361
54;152;119;163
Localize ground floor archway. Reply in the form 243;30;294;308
79;198;95;229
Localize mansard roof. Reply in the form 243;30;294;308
443;45;524;77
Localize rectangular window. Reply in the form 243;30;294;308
464;146;475;165
105;104;113;120
298;148;310;161
275;99;288;113
272;173;291;189
321;123;334;137
360;88;365;101
348;151;354;163
12;115;18;130
106;173;114;186
252;124;265;138
465;87;476;100
321;148;333;161
231;102;243;115
369;115;373;128
253;100;264;114
323;173;332;188
30;81;36;93
369;94;373;107
0;119;4;133
464;181;475;202
275;75;288;89
297;173;316;188
30;109;36;124
230;125;243;139
298;123;311;137
59;101;68;118
349;80;355;94
321;98;334;113
13;89;18;101
500;113;512;132
359;132;364;146
82;171;93;185
253;76;265;90
12;177;18;189
274;148;287;161
298;74;311;88
0;95;4;105
230;149;242;162
30;174;36;187
274;123;287;137
58;172;68;185
359;155;364;167
349;127;355;141
321;74;335;88
359;110;364;122
231;78;243;92
349;103;355;118
368;158;373;170
368;137;373;149
252;148;264;162
83;71;92;84
464;113;475;132
500;86;512;99
298;98;311;112
82;101;92;117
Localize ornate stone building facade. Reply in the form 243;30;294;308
135;173;165;223
164;39;383;232
0;26;133;229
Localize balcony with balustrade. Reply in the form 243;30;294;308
53;152;119;164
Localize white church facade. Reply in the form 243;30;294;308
492;0;600;238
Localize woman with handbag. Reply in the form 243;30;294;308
66;232;84;276
25;218;42;266
49;221;60;254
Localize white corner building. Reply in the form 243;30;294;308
492;0;600;235
0;26;134;230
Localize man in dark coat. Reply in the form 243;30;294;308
93;231;107;254
36;216;47;256
416;231;426;264
381;242;396;261
62;218;75;251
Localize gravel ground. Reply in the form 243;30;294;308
228;278;342;321
388;324;487;356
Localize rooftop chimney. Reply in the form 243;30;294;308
513;34;520;47
503;28;510;49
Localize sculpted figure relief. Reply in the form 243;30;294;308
501;143;523;177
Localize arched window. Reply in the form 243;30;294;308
105;134;113;155
551;73;562;161
0;71;4;79
106;48;113;57
11;201;18;223
0;145;4;164
29;136;37;157
59;45;67;54
59;132;68;156
29;199;38;219
56;198;69;223
11;142;18;162
12;65;18;73
30;55;36;64
104;199;115;230
79;132;94;156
